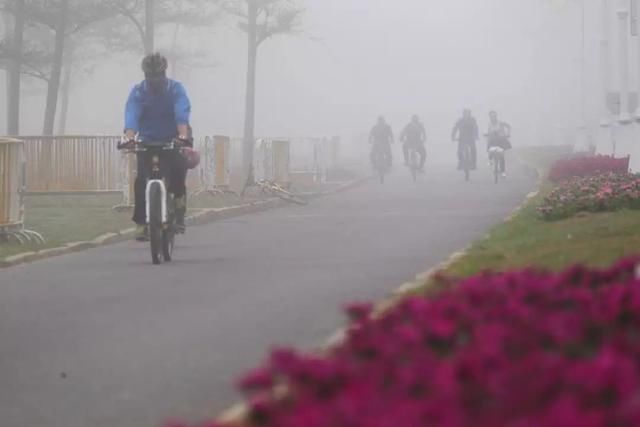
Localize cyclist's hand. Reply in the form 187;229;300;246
174;135;193;148
117;136;136;150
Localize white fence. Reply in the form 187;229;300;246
21;136;121;193
253;139;290;184
8;134;341;198
0;138;23;227
195;135;232;190
0;138;44;243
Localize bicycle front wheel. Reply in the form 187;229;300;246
162;194;175;262
411;151;418;183
148;182;164;265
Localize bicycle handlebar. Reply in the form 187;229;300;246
117;139;187;152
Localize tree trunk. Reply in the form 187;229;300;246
169;23;180;78
42;0;69;136
7;0;25;136
145;0;154;54
243;0;258;183
57;42;73;135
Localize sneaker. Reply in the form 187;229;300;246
135;225;149;242
501;172;507;178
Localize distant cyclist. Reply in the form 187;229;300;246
451;109;479;171
486;111;512;177
369;116;394;167
401;115;426;171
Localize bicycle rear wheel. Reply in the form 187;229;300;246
375;153;386;184
148;182;164;265
410;151;418;182
462;148;471;182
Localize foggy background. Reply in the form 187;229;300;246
1;0;591;163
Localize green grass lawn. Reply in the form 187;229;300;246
444;185;640;278
0;192;254;260
0;178;334;261
0;194;132;259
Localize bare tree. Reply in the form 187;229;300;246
1;0;120;135
101;0;221;55
4;0;24;135
145;0;153;53
41;0;68;135
0;0;220;135
222;0;303;182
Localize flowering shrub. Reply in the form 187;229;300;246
538;173;640;220
172;258;640;427
548;155;630;182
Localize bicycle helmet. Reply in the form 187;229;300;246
142;53;168;77
182;147;201;170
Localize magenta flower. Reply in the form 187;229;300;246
170;257;640;427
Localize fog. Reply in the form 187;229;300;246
1;0;595;163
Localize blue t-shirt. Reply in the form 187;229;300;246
124;79;191;143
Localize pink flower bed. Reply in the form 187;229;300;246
549;155;630;182
172;258;640;427
538;173;640;220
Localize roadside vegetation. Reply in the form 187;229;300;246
178;147;640;427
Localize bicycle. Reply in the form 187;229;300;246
255;180;308;205
458;142;473;182
241;166;308;205
407;145;420;183
118;139;184;265
371;145;389;184
488;146;506;184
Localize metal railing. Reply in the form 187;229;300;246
0;138;44;244
253;139;291;184
193;135;232;193
21;135;121;194
9;134;339;200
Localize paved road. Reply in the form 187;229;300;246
0;165;534;427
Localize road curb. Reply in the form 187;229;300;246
0;178;365;270
307;176;371;198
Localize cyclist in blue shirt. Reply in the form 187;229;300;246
123;53;193;241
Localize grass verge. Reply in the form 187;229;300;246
442;182;640;278
0;179;345;261
0;193;241;260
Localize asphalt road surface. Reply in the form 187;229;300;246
0;165;535;427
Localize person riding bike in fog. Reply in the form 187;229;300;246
123;53;195;241
451;109;479;171
486;110;512;177
369;116;394;167
401;115;426;171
